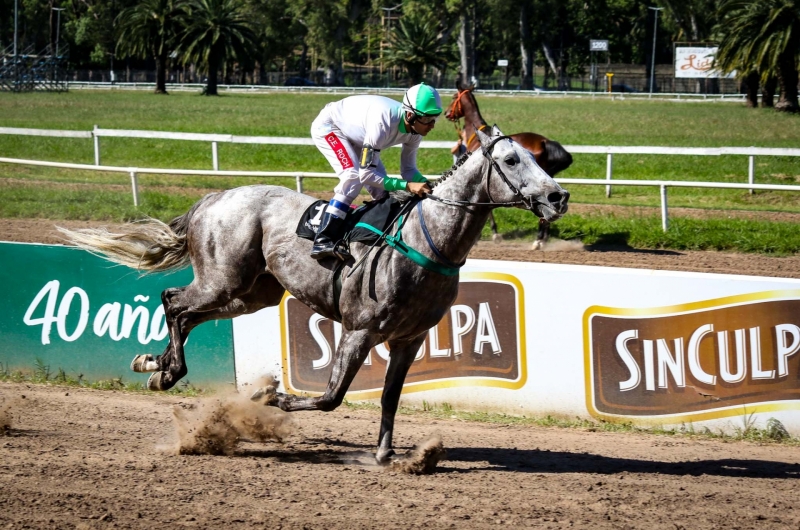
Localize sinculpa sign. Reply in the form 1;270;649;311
281;273;525;399
234;260;800;435
585;291;800;424
0;242;233;384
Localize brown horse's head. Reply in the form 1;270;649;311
445;84;477;122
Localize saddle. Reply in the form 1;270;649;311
296;195;409;245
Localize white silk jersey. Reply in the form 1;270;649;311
315;95;422;185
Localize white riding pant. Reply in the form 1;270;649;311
311;112;388;211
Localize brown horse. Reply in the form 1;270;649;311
445;85;573;248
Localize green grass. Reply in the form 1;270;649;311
1;90;800;252
490;209;800;255
0;359;206;396
342;398;800;445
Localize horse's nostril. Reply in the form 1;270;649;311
547;191;568;204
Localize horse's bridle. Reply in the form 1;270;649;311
426;135;540;211
447;88;471;123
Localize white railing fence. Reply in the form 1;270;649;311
65;81;750;102
2;126;800;231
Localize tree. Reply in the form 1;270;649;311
116;0;184;93
384;10;452;85
715;0;800;113
177;0;258;95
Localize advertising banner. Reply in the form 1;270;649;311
281;273;525;399
585;291;800;424
0;242;234;384
233;260;800;435
675;47;734;78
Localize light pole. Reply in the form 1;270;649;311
14;0;19;90
648;7;663;94
14;0;18;57
52;7;65;57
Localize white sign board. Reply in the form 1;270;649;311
497;59;509;67
675;47;734;78
590;40;608;52
233;260;800;436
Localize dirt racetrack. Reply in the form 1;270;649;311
3;218;800;529
2;382;800;530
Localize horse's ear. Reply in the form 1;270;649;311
475;125;491;147
491;124;504;137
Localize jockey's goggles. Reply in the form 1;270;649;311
414;113;440;125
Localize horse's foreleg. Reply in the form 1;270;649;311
276;329;379;412
376;334;426;464
532;218;550;250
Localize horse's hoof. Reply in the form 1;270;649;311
131;354;158;373
250;384;278;404
531;240;544;250
147;372;165;391
375;448;396;465
492;233;504;242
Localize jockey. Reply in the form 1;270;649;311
309;82;441;260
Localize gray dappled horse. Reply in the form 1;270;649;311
61;126;569;463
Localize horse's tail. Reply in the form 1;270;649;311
58;194;213;273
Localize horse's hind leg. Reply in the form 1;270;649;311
376;334;427;464
275;329;380;412
148;273;285;391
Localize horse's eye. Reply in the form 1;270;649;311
504;156;516;166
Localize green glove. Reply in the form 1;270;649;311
383;177;408;192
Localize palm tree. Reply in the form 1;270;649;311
715;0;800;113
116;0;184;94
177;0;258;95
384;12;452;85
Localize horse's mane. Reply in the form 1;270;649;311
432;150;474;190
544;139;573;176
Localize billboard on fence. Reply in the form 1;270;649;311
0;242;234;384
675;47;734;78
281;273;525;399
585;291;800;424
233;259;800;435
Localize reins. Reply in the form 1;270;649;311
346;135;541;277
426;135;538;210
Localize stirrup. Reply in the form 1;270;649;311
311;240;351;261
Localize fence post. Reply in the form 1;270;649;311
212;141;219;171
295;174;304;194
93;124;101;166
605;153;613;198
748;155;755;195
660;184;668;231
130;171;140;207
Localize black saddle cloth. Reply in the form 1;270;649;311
296;195;410;245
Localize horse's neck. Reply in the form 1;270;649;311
462;95;488;151
412;153;491;265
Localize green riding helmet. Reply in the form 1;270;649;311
402;83;443;117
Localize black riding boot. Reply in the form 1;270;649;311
310;211;351;261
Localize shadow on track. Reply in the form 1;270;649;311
236;439;799;479
446;447;800;479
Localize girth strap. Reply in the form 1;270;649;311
353;221;460;276
332;261;344;321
